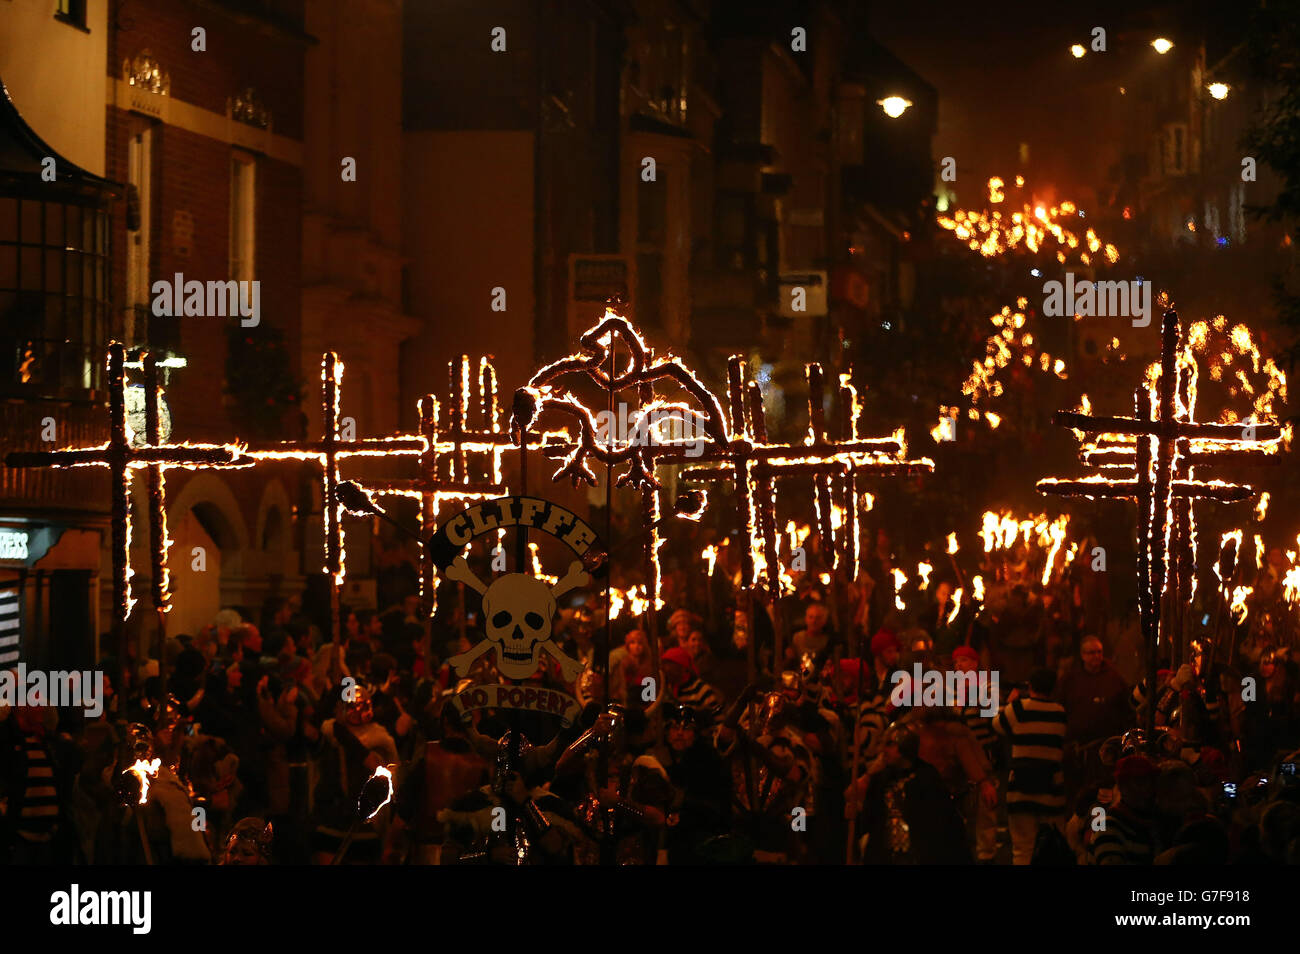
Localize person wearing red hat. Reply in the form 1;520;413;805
846;628;905;779
869;628;902;692
660;647;723;725
1087;754;1160;864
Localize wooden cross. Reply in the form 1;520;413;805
6;343;246;622
6;343;248;700
242;352;424;647
680;359;932;663
1037;310;1281;733
363;354;512;615
1075;345;1283;666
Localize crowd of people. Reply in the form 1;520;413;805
2;521;1299;866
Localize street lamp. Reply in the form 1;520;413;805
1070;44;1085;58
1151;37;1173;54
1207;83;1229;100
878;96;911;119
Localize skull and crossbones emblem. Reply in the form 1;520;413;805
443;556;588;681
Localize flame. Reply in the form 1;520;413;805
938;177;1119;265
362;765;394;821
892;567;908;611
1255;491;1270;522
917;561;932;590
947;589;963;624
1041;517;1069;585
702;544;717;577
1216;530;1243;585
1283;566;1300;605
124;758;161;805
972;575;984;602
947;532;959;554
1229;585;1252;623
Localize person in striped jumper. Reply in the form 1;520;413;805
1087;754;1160;864
849;630;905;773
0;703;66;864
994;667;1067;864
660;648;723;725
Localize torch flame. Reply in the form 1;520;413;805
362;765;394;821
124;758;161;806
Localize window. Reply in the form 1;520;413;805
229;152;256;282
126;126;152;310
54;0;88;31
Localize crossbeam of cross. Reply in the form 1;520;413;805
6;344;247;622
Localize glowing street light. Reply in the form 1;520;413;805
1207;83;1229;100
1070;44;1085;58
878;96;911;119
1151;37;1173;54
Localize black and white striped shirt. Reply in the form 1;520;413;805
17;733;59;840
1089;807;1156;865
994;696;1066;815
677;677;723;725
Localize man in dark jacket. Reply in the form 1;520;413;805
1056;636;1130;745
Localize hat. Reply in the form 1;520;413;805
668;608;701;631
870;629;900;655
1114;754;1158;784
952;645;979;663
660;647;695;682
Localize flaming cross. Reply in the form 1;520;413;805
364;356;512;615
5;343;246;620
680;362;932;595
242;353;424;587
1037;310;1281;732
442;555;589;681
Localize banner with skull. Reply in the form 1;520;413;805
428;496;601;710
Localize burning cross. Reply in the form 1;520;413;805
1038;310;1282;733
242;352;424;587
679;359;933;661
5;344;246;621
364;355;512;615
